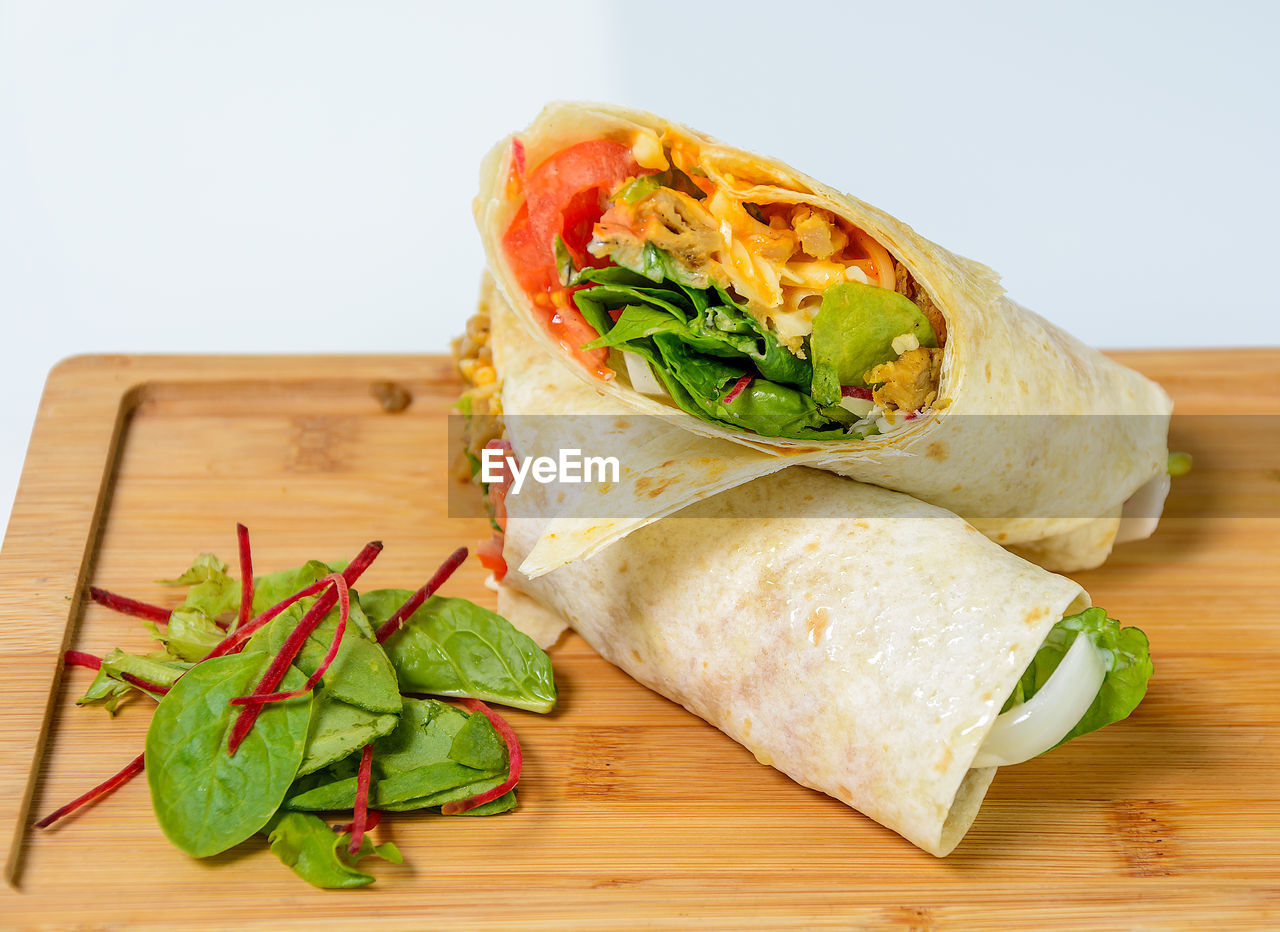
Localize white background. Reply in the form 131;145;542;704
2;1;1277;540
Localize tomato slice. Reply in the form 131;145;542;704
476;532;507;581
524;140;640;257
499;139;645;377
500;203;554;296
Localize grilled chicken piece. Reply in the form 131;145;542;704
791;205;849;260
865;347;942;413
594;188;723;286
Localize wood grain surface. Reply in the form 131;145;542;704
0;351;1276;931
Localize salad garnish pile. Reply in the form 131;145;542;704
39;526;555;889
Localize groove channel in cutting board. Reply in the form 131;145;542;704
0;352;1277;930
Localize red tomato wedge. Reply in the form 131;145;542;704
500;139;645;378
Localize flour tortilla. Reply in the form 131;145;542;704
476;102;1172;575
486;291;1091;856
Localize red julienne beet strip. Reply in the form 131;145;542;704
440;699;522;815
64;649;169;695
208;539;383;661
348;744;375;855
841;385;874;400
123;673;169;695
228;574;350;706
64;650;103;671
236;523;253;632
227;542;382;754
35;752;145;829
333;809;381;835
87;587;171;623
374;546;469;644
207;576;338;660
42;538;381;828
721;375;752;404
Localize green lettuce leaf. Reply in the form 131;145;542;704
1003;607;1153;747
810;281;937;405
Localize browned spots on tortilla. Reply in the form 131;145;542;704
805;607;830;644
926;442;947;460
935;745;954;773
952;483;963;492
617;561;629;574
658;459;676;469
1106;800;1181;877
1023;605;1049;626
631;648;643;662
984;361;992;381
633;475;676;497
805;541;819;552
742;717;752;737
836;784;853;802
1018;379;1029;394
853;520;870;529
643;477;677;498
995;532;1009;542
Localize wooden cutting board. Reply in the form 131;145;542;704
0;351;1277;930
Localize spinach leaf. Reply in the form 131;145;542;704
295;599;401;714
1003;607;1153;747
266;811;401;889
286;762;504;811
809;281;937;404
145;652;312;857
453;790;517;816
448;712;507;772
298;692;399;777
376;768;506;811
572;261;857;440
372;594;557;713
251;589;401;714
283;698;509;812
373;696;463;774
252;560;374;640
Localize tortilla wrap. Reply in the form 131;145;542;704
483;296;1091;856
475;102;1172;575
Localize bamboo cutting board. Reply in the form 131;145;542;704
0;351;1277;931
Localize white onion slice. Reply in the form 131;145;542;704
624;353;667;398
971;634;1107;768
1115;473;1171;543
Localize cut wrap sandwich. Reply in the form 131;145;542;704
474;102;1173;576
452;292;1153;857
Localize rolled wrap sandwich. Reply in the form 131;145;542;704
474;102;1173;575
453;293;1153;857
